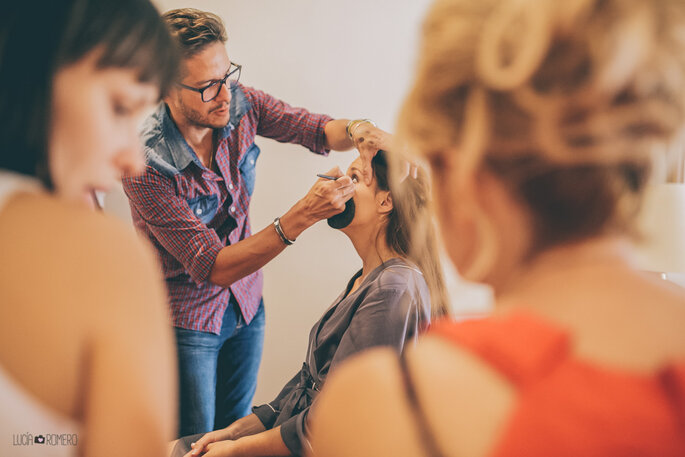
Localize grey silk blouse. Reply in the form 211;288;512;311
252;257;432;456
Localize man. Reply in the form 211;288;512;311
122;8;389;437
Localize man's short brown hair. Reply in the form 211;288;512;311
162;8;227;58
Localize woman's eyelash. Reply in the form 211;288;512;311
113;102;133;116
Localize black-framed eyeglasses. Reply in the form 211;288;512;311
177;62;242;102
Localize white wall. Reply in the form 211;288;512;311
106;0;492;404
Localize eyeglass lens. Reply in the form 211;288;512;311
202;67;241;102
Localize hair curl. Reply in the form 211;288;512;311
399;0;685;278
163;9;228;59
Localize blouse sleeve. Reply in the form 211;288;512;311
328;285;420;371
252;368;302;429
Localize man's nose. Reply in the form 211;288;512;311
215;81;231;104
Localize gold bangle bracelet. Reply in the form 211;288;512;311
346;118;376;140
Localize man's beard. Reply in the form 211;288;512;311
178;96;230;129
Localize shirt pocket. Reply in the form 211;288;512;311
238;142;261;196
186;194;219;225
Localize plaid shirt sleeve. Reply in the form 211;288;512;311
122;167;223;285
243;85;333;155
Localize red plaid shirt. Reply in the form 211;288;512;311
122;83;332;334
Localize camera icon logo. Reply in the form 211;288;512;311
34;435;45;444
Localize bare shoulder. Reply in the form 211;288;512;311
309;336;515;457
593;271;685;365
0;192;165;323
309;347;425;457
5;192;151;255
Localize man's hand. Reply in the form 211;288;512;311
350;123;393;185
186;414;266;456
292;166;355;226
351;126;419;186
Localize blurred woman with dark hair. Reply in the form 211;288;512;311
170;151;448;457
0;0;179;456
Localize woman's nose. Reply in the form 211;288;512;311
115;139;145;177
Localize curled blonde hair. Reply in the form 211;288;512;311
399;0;685;279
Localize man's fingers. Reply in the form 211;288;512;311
335;175;353;187
356;145;378;186
362;161;373;186
340;183;355;195
399;159;420;182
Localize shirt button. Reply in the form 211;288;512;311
229;183;234;190
250;159;255;165
230;206;236;213
196;208;203;215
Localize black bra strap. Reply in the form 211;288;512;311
398;350;449;457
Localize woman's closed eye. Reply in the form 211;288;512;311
113;101;134;117
112;94;148;118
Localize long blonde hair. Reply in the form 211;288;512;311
374;151;449;318
399;0;685;280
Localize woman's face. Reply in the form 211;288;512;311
49;51;159;206
339;156;391;234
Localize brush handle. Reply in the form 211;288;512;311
316;174;339;180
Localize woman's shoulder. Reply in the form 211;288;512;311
0;192;164;317
309;347;425;457
374;258;427;290
3;192;154;261
310;337;514;457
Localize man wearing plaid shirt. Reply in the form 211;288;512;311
122;8;390;438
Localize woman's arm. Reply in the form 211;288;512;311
80;222;177;457
186;413;266;456
185;427;290;457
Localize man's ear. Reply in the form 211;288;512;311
162;87;177;107
376;191;394;215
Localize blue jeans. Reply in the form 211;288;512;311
174;298;265;437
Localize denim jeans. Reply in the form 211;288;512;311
174;298;265;437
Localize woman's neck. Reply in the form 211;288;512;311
346;224;398;285
495;235;637;313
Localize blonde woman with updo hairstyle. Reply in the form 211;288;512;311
309;0;685;456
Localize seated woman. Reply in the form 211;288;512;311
309;0;685;456
171;150;448;457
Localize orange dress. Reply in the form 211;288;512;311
423;313;685;456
